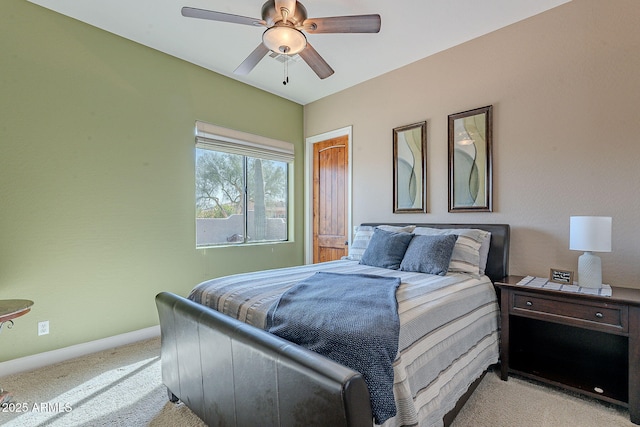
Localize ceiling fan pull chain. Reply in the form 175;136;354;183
283;55;288;85
281;54;290;85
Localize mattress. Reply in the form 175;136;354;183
189;259;499;427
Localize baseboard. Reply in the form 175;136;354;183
0;325;160;378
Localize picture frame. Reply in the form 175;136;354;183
448;105;493;212
393;121;427;213
549;268;574;285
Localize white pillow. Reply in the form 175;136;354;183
347;225;416;261
413;227;491;275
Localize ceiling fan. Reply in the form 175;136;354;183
182;0;381;80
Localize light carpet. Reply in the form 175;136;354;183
0;337;633;426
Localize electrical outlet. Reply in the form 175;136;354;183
38;321;49;336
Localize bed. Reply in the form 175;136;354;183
156;223;510;426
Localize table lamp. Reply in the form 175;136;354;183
569;216;612;288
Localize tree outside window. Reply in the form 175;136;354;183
196;148;288;246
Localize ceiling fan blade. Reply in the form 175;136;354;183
303;15;381;33
299;43;334;79
234;43;270;76
181;7;265;27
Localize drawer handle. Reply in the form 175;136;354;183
595;312;604;319
526;301;533;306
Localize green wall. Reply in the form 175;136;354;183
0;0;304;361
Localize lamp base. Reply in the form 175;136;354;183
577;251;602;289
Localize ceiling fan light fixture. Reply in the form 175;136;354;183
182;1;380;80
263;25;306;55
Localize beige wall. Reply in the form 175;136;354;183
304;0;640;288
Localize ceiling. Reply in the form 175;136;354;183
27;0;570;105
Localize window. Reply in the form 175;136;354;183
194;121;293;247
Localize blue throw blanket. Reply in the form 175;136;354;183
266;272;401;424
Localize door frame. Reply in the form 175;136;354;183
305;126;353;264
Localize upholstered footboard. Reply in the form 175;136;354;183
155;291;373;427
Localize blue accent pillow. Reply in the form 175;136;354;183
359;228;414;270
399;234;458;275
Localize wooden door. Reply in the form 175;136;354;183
313;135;348;263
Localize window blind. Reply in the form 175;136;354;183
195;121;295;163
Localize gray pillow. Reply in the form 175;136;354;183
399;234;458;275
347;224;416;261
359;228;414;270
413;227;490;275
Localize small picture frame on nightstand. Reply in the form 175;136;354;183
549;268;574;285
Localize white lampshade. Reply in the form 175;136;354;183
569;216;612;252
262;26;306;55
569;216;612;289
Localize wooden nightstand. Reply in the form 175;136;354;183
495;276;640;425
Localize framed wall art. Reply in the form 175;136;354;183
393;121;427;213
448;105;493;212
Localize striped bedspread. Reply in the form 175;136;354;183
188;260;499;427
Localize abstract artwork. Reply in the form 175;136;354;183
393;121;426;213
448;106;493;212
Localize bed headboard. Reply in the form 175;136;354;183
360;223;510;283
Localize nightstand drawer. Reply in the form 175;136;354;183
512;292;627;333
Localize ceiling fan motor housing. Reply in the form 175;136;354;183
261;0;307;27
